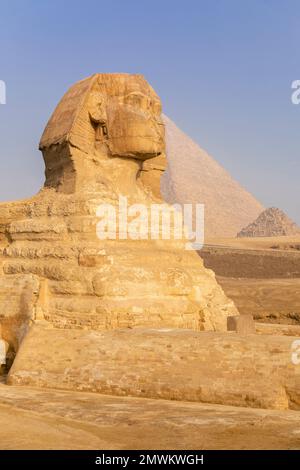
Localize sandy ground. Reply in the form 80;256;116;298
206;236;300;251
201;236;300;323
218;277;300;322
0;384;299;450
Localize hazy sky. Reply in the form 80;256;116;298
0;0;299;222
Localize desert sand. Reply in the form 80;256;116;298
0;384;300;450
202;236;300;324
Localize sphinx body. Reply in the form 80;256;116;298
0;74;237;355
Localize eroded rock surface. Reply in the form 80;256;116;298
8;325;300;410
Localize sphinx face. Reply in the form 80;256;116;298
90;76;165;160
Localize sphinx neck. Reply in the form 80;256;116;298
42;142;145;199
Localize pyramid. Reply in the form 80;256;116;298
237;207;300;238
161;115;264;238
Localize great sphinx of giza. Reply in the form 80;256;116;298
0;74;238;359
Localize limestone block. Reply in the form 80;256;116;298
8;325;300;411
227;314;256;335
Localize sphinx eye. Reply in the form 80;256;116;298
152;101;162;115
125;92;148;108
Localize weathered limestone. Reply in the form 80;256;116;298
8;325;300;410
0;74;238;351
227;314;256;335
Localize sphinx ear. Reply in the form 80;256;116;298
89;92;107;124
89;92;109;143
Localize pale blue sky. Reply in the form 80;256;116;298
0;0;299;222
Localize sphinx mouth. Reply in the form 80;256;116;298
111;151;162;161
138;151;162;159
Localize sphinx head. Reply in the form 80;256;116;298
40;74;166;193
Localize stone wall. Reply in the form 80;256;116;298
8;325;300;411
